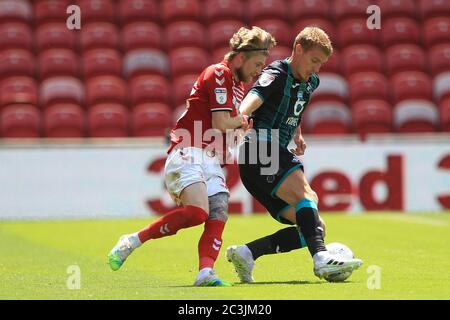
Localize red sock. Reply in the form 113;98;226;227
198;219;226;270
138;205;208;243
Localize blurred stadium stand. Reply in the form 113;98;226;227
0;0;449;138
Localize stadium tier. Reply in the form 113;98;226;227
0;0;449;138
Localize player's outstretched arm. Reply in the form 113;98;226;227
239;92;263;116
211;111;246;133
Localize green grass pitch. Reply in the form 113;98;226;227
1;213;449;300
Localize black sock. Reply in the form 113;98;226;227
245;226;307;260
295;199;326;257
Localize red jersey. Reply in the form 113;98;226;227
168;60;245;154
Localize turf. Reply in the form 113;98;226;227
1;213;449;300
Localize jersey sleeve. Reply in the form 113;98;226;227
203;65;235;113
249;66;283;102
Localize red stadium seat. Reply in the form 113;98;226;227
289;0;330;21
391;71;433;104
85;76;127;107
173;74;198;107
385;44;426;76
0;0;32;24
423;17;450;48
77;0;115;23
333;0;372;22
247;0;288;23
320;49;340;74
337;18;379;48
303;101;352;135
0;49;34;78
439;98;450;132
212;46;230;63
82;49;122;79
34;0;71;25
0;104;41;138
293;19;336;48
253;19;291;47
352;99;392;136
429;44;450;76
266;46;291;65
393;99;439;133
377;0;417;20
433;71;450;104
36;23;78;52
161;0;201;24
169;47;209;78
341;45;383;77
380;18;421;48
165;21;207;51
44;103;85;138
39;76;84;108
348;72;389;105
131;103;172;137
418;0;450;20
0;76;38;107
172;104;186;124
208;20;245;50
204;0;244;23
88;103;129;137
123;49;170;79
80;22;119;52
121;22;162;52
38;49;79;79
311;72;348;103
130;75;170;106
0;23;33;50
117;0;158;25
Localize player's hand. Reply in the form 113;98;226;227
240;114;253;131
290;135;306;156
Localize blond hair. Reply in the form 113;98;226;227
293;27;333;57
224;26;276;61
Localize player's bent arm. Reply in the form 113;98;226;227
211;111;244;133
239;92;263;116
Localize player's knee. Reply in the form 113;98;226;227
208;192;229;222
185;205;209;226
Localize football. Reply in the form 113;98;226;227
324;242;355;282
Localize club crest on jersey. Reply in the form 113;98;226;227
259;73;275;87
214;88;227;104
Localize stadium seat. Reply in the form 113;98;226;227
208;20;245;50
212;46;230;63
121;22;162;52
391;71;433;104
77;0;115;23
173;74;198;107
123;49;170;79
204;0;244;23
43;103;85;138
252;19;291;47
289;0;330;21
165;21;207;51
333;0;372;22
117;0;158;25
85;76;127;107
172;104;186;124
34;0;71;25
39;76;84;108
0;104;41;138
380;18;421;48
439;98;450;132
38;49;79;79
341;45;383;77
88;103;129;137
433;71;450;104
129;75;170;106
429;44;450;76
311;72;348;103
0;0;32;24
0;49;34;78
80;22;119;52
0;23;33;50
247;0;288;23
423;17;450;48
160;0;201;25
131;103;172;137
348;72;389;105
377;0;417;20
293;19;336;48
0;76;38;107
418;0;450;20
169;47;210;78
337;18;379;48
352;99;392;136
303;101;352;135
266;46;291;65
385;44;427;76
82;49;122;79
36;23;78;52
393;99;439;133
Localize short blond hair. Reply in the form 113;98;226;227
293;27;333;57
224;26;276;61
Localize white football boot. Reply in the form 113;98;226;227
313;251;363;279
108;234;139;271
226;245;255;283
194;268;232;287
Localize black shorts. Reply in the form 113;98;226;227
238;137;304;225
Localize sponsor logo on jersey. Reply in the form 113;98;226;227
214;88;227;104
259;72;275;87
